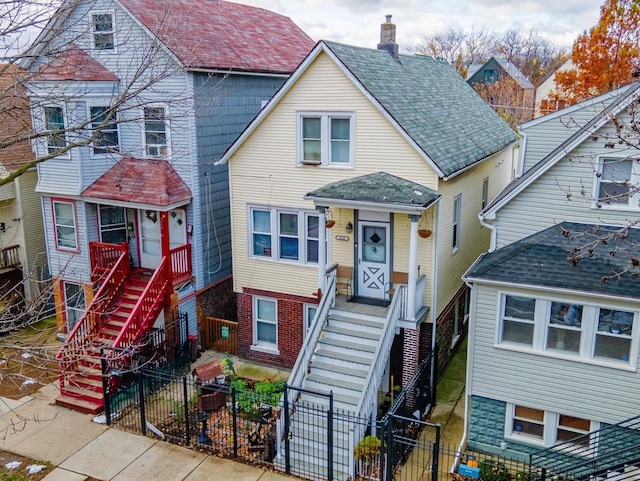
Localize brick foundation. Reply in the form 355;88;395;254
237;288;319;369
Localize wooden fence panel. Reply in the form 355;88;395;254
203;317;238;355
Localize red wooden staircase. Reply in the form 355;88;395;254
55;244;171;414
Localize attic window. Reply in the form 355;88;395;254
92;13;114;50
297;112;355;167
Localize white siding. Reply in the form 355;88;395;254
497;110;640;248
470;283;640;424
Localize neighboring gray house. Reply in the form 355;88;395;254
22;0;313;412
461;81;640;465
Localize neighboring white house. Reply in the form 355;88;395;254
462;81;640;466
534;59;574;118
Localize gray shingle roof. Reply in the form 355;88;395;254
304;172;439;209
465;222;640;300
323;41;518;177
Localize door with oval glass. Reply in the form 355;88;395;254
357;220;390;299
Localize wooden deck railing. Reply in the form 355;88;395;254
0;245;20;270
56;247;131;390
169;243;191;285
109;257;169;357
90;242;128;283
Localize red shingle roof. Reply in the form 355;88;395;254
118;0;315;73
34;46;119;81
82;157;192;207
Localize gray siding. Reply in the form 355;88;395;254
193;73;286;287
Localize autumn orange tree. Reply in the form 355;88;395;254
554;0;640;104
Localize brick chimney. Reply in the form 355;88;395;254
377;15;399;60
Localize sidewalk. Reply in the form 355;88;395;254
0;383;294;481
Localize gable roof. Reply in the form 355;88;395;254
82;157;191;208
467;57;534;90
219;41;518;178
482;81;640;219
117;0;314;73
33;46;119;82
304;172;440;213
464;222;640;300
0;64;34;171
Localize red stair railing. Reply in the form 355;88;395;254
169;243;191;285
109;257;169;362
90;242;128;283
56;248;131;391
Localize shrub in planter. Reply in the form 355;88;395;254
479;461;511;481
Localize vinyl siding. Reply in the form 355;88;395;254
228;52;440;298
15;171;47;301
193;72;286;289
496;110;640;248
470;283;640;424
435;147;513;319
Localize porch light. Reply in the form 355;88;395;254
345;222;353;233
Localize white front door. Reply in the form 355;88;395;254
168;209;187;249
357;220;390;299
139;210;161;269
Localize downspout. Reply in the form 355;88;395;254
480;214;497;253
452;279;477;473
518;132;527;177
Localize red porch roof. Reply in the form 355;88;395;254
34;46;119;82
82;157;191;207
119;0;314;73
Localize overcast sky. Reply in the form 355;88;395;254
231;0;604;53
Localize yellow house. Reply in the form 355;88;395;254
218;18;518;478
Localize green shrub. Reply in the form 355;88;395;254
354;435;381;460
479;461;511;481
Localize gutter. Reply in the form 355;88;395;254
442;138;519;182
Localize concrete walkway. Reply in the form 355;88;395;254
0;382;295;481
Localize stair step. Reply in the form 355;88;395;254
56;394;103;414
329;313;385;329
313;348;372;366
274;457;349;481
309;361;368;379
63;384;103;401
306;374;363;392
300;391;358;408
323;325;380;341
68;376;103;389
318;337;376;353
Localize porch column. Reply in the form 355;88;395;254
317;206;327;294
402;326;420;412
407;214;420;321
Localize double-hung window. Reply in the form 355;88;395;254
250;207;326;265
452;194;461;252
92;13;114;50
498;292;638;367
64;282;86;331
298;112;354;166
90;106;119;155
506;403;596;449
482;177;489;209
44;106;66;154
144;106;169;158
99;205;127;244
595;157;635;208
253;296;277;351
53;200;78;251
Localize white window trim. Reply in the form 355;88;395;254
87;104;120;157
63;280;86;332
303;303;318;338
90;10;116;51
495;291;640;370
248;205;328;266
142;104;171;159
44;105;69;158
251;296;279;355
452;194;461;253
296;111;356;168
482;177;489;209
504;403;600;451
592;155;639;211
452;288;471;348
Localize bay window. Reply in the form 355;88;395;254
44;106;66;154
90;106;119;155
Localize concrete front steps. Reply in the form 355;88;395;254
56;273;150;414
277;309;386;481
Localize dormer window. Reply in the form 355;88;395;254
92;13;114;50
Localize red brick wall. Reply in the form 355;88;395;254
237;288;319;369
